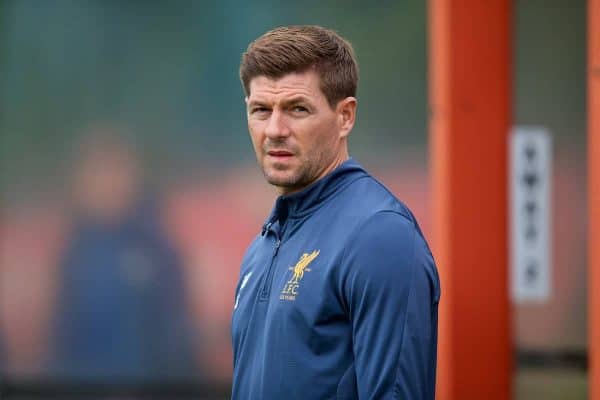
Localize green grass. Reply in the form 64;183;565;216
516;368;587;400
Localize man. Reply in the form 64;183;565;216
231;26;440;399
50;127;198;381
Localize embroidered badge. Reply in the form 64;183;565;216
280;250;320;301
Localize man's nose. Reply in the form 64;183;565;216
264;110;290;139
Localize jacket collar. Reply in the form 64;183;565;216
262;158;368;234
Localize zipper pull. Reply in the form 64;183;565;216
261;222;273;236
274;239;281;256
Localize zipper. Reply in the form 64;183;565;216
259;231;282;301
261;221;273;236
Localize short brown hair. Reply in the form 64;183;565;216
240;25;358;108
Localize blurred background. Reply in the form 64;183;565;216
0;0;587;398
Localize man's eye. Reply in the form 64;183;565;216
251;107;269;114
292;106;309;113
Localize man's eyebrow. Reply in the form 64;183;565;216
281;96;310;105
247;100;270;108
247;96;312;108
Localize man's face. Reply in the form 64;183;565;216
246;70;356;195
74;147;140;222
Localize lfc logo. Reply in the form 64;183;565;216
280;250;320;301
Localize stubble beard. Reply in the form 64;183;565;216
262;152;328;194
263;160;313;193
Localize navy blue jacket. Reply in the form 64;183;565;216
231;160;440;399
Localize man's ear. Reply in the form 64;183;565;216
337;97;357;139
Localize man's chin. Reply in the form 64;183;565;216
263;171;302;192
264;173;296;187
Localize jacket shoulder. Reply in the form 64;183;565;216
337;174;416;223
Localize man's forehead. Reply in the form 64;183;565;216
248;71;323;101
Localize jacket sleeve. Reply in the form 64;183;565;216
342;211;440;400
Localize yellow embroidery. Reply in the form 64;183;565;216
280;250;320;301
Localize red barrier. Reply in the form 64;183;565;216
429;0;513;398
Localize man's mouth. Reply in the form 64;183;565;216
267;150;294;159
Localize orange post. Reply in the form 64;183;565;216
429;0;512;399
589;1;600;399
